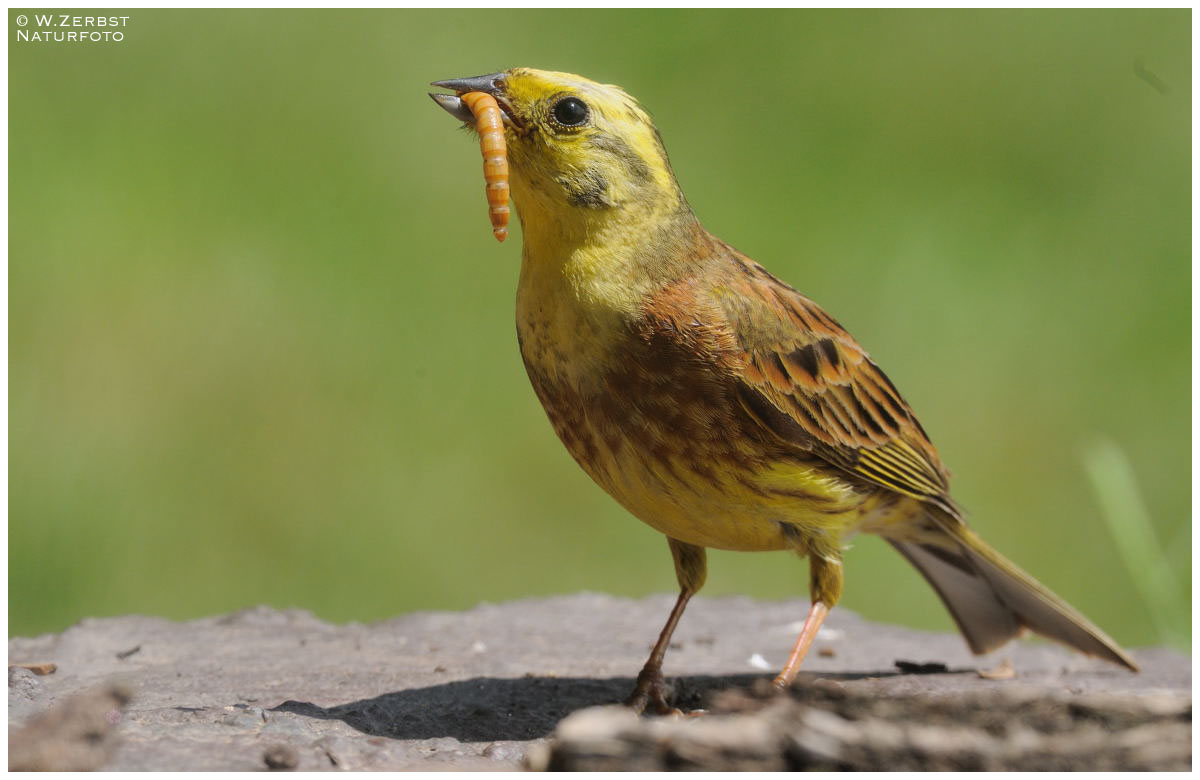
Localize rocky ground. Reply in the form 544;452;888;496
8;594;1190;771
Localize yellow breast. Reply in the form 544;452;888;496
516;255;875;554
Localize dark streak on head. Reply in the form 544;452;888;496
587;134;652;182
561;170;613;208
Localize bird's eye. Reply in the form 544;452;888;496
551;97;589;127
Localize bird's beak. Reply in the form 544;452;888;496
428;92;476;123
431;73;506;96
428;72;523;130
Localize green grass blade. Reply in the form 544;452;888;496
1082;437;1186;648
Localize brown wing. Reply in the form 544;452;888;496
711;249;958;516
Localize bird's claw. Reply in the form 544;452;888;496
624;667;677;716
625;668;711;716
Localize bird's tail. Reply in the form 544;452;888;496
888;516;1138;671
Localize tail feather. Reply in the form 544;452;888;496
888;520;1138;672
889;538;1020;654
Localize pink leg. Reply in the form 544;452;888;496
772;601;830;688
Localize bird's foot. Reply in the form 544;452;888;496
624;666;680;716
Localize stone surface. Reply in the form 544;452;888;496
7;594;1190;771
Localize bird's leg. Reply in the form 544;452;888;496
773;553;843;689
625;539;706;715
625;588;692;715
772;600;829;688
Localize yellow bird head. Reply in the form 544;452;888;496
431;68;686;230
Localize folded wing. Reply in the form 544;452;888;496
712;249;958;516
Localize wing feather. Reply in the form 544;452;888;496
713;249;957;515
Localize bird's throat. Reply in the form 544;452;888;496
514;201;703;397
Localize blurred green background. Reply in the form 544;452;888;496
10;10;1189;649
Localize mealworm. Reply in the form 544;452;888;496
459;91;510;242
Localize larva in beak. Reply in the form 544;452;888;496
458;91;509;242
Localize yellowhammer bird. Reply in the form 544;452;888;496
430;68;1137;714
